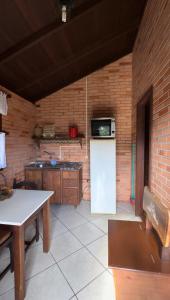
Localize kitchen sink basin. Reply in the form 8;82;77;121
27;161;59;168
26;161;82;169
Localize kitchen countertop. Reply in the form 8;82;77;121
25;161;82;170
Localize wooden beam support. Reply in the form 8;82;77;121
16;19;140;95
0;0;103;65
29;48;132;102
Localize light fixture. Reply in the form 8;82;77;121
62;4;67;22
59;0;73;23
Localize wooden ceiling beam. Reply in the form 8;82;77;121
16;18;140;94
0;0;103;65
30;47;133;101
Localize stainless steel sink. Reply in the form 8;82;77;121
26;161;81;169
27;161;54;168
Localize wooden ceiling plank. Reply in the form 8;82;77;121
30;46;132;101
0;0;104;65
16;18;140;93
14;0;60;65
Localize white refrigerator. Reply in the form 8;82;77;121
90;139;116;214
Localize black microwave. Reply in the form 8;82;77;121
91;118;115;138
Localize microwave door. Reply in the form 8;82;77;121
99;124;110;136
91;120;111;137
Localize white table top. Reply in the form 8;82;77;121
0;189;54;226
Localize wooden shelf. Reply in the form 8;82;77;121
32;136;85;148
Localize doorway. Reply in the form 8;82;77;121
135;87;153;216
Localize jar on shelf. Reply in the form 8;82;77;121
69;126;78;138
34;124;43;138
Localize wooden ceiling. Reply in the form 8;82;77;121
0;0;147;102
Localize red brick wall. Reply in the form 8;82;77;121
0;87;36;186
133;0;170;203
36;54;132;201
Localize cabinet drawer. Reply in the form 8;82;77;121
62;171;78;187
62;188;79;205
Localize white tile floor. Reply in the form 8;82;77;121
0;201;141;300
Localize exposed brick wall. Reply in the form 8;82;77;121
133;0;170;203
36;54;132;201
0;86;36;186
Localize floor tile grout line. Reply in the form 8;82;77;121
0;234;61;297
0;202;108;298
56;217;109;272
53;204;108;235
106;268;114;276
50;206;107;269
84;243;109;271
39;225;69;240
70;204;111;234
54;214;105;248
50;205;130;296
62;212;105;235
83;232;106;247
87;219;107;234
50;251;77;299
66;228;110;272
52;203;93;222
0;262;57;297
52;206;89;221
1;202;117;298
50;216;112;290
51;244;84;264
57;218;88;231
55;246;106;298
51;206;103;226
37;207;107;270
75;269;107;297
54;208;89;227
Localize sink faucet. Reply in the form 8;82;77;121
43;151;53;159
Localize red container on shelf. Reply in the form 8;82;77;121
69;126;78;138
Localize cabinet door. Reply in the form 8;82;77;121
61;170;81;205
62;188;79;205
43;170;61;203
25;170;42;189
62;171;78;187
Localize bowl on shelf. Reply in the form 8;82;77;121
50;159;58;167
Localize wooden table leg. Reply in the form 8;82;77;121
13;225;25;300
42;199;51;252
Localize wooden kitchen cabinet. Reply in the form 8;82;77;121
62;170;81;206
62;188;79;205
25;169;42;189
25;167;82;205
43;170;61;204
62;170;78;187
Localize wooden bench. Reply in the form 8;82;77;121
143;186;170;260
108;220;170;300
